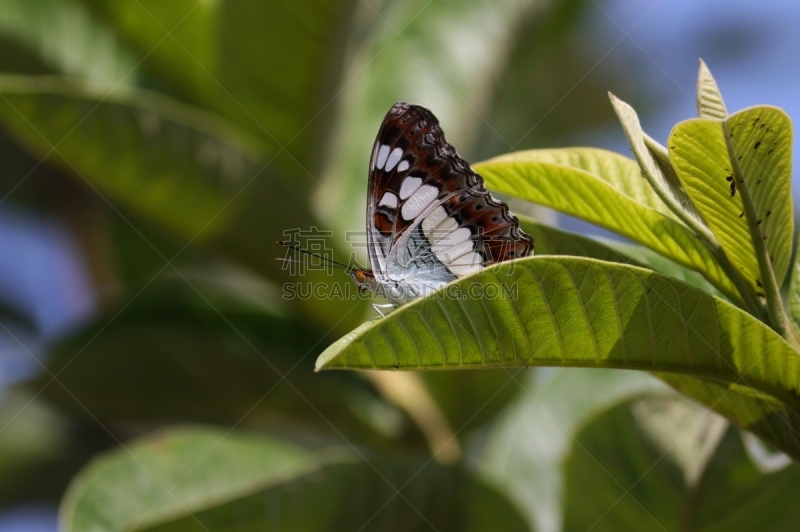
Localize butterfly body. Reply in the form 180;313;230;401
353;102;534;311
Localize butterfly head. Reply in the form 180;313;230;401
349;268;378;295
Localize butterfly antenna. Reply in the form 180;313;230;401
276;241;353;271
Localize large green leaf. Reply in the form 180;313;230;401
0;0;137;83
669;107;794;292
479;368;667;532
562;401;800;532
490;147;676;217
80;0;356;169
316;256;800;458
474;150;739;301
61;425;529;532
0;75;263;236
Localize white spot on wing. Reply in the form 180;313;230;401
397;160;410;172
451;252;482;266
385;148;403;171
422;207;447;238
401;185;438;220
435;240;474;264
379;191;398;208
399;176;423;199
376;144;390;170
431;227;471;253
431;217;457;243
448;263;483;276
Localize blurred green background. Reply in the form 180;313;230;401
0;0;799;530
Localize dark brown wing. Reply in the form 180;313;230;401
367;102;533;277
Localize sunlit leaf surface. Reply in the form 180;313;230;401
317;256;800;458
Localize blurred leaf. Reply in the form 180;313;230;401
0;34;51;75
316;256;800;459
630;395;729;486
0;0;138;84
68;1;371;333
479;368;666;532
659;374;800;466
0;389;71;502
0;75;263;237
696;59;727;120
474;149;740;301
669;106;794;292
61;425;529;532
80;0;357;169
78;0;216;102
563;400;800;532
420;369;523;439
41;277;380;439
0;75;359;330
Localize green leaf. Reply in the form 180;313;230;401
659;374;800;463
0;0;138;83
479;368;667;532
316;256;800;458
61;425;529;532
789;234;800;332
485;147;675;217
562;400;800;532
669;106;794;294
80;0;356;167
609;93;706;230
474;150;739;301
0;75;263;237
697;58;728;120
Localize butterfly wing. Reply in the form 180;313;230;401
366;102;533;297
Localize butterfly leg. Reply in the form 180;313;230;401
372;303;396;318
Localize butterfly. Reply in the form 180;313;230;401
349;102;534;316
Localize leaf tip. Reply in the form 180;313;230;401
314;348;338;371
696;58;727;119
